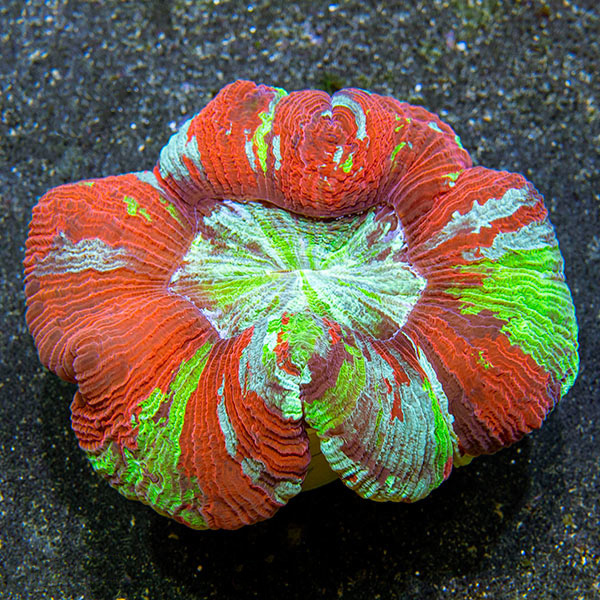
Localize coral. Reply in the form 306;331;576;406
24;80;579;529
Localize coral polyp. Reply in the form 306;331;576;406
24;80;578;529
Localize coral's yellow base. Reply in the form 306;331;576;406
302;428;338;491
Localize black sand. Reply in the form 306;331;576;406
1;1;598;598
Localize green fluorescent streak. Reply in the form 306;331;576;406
166;204;183;225
448;246;579;391
87;341;214;529
124;195;138;215
443;170;463;183
423;377;453;487
252;87;288;173
159;196;184;225
341;152;354;173
138;207;152;221
390;142;406;162
255;211;298;266
286;313;324;370
304;343;366;434
477;350;491;369
301;272;332;316
123;195;152;222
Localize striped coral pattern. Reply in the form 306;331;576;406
24;80;579;529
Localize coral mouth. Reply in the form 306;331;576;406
169;199;426;341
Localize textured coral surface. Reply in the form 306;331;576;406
24;80;578;530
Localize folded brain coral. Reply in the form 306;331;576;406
23;80;579;530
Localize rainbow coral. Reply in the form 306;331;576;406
24;80;579;529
